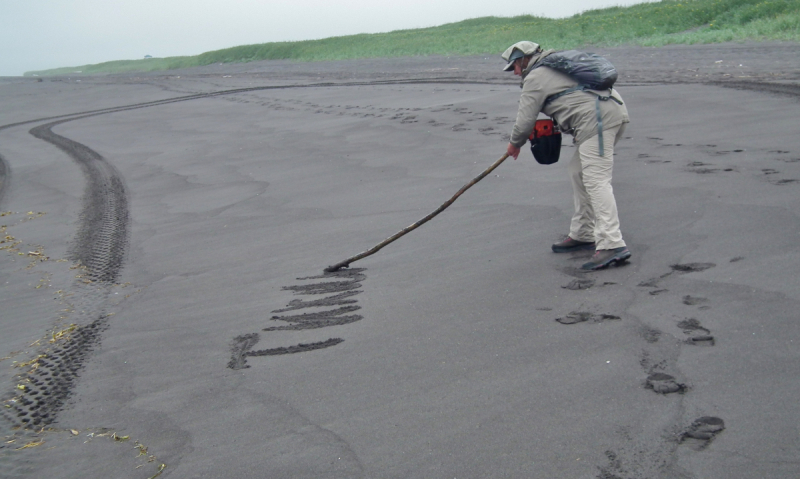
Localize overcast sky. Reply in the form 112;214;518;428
1;0;653;76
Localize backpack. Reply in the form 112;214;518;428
537;50;618;91
535;50;623;156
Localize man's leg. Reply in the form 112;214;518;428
567;145;596;243
578;124;626;251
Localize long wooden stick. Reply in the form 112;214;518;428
324;153;510;272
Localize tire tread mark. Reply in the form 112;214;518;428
29;121;128;283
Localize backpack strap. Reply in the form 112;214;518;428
586;89;623;156
543;84;589;105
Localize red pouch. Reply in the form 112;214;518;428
528;119;561;165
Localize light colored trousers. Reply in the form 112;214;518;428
567;124;627;251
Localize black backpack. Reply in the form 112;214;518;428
537;50;618;91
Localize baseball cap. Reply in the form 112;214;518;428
501;41;540;71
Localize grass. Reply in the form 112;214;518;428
25;0;800;76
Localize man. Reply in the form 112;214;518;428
502;41;631;271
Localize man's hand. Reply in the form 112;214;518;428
506;143;521;160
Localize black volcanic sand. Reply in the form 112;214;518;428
1;42;799;478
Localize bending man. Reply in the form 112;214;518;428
503;41;631;271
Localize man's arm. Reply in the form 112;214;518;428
508;72;548;159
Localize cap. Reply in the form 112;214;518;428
501;41;540;71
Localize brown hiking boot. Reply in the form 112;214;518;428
552;236;596;253
581;247;631;270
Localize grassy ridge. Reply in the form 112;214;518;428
26;0;800;76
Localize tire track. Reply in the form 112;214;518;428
0;78;476;440
1;122;130;471
0;77;511;135
29;120;128;283
710;80;800;99
0;153;8;204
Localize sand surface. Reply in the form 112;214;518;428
1;42;799;478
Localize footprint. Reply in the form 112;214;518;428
638;278;661;288
451;123;469;131
556;311;592;324
670;263;715;273
562;279;595;290
686;335;715;346
556;311;620;325
677;318;710;334
682;295;708;306
677;318;715;346
770;178;798;185
640;326;662;343
681;417;725;449
646;372;686;394
639;350;667;372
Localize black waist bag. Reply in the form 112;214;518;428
529;119;562;165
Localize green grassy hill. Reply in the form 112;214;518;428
26;0;800;76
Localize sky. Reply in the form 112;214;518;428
1;0;653;76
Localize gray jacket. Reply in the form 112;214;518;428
510;51;629;147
